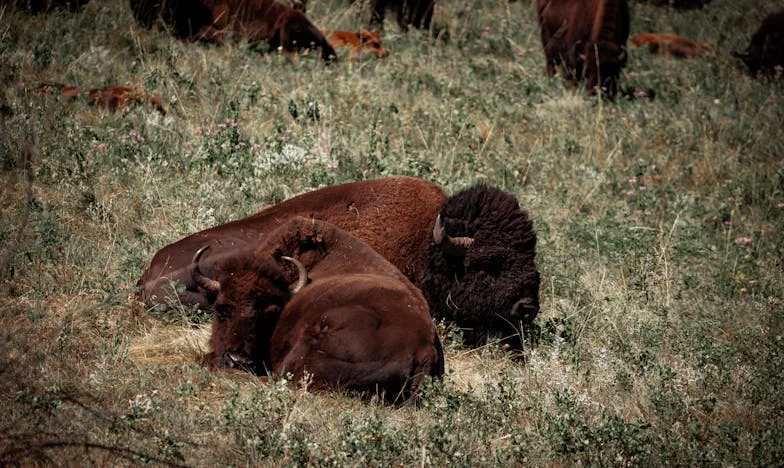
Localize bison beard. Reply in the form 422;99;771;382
734;9;784;78
419;184;540;349
200;218;444;403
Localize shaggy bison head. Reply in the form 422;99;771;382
191;246;307;374
421;185;540;349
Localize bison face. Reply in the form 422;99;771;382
422;185;541;350
192;248;307;374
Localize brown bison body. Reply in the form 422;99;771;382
1;0;88;13
637;0;710;10
367;0;435;31
129;0;336;61
630;33;711;59
138;176;540;349
199;217;443;402
325;30;389;59
32;84;166;114
734;9;784;77
536;0;630;98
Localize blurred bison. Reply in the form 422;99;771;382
196;217;444;402
630;33;711;59
129;0;336;61
1;0;88;13
138;177;540;349
31;83;166;114
325;30;389;59
636;0;710;10
536;0;630;98
367;0;436;32
734;9;784;77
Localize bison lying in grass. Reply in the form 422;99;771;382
138;177;540;350
195;217;444;402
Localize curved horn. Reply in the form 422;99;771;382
432;214;475;257
192;245;221;294
281;256;308;294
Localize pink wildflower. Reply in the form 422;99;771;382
734;236;752;245
628;177;637;184
96;143;108;151
626;190;635;196
638;185;647;191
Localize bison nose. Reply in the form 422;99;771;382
509;298;537;323
220;351;254;368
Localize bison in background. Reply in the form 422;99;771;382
367;0;436;32
734;9;784;78
636;0;710;10
137;176;540;350
30;83;167;114
196;217;444;403
536;0;630;98
324;30;389;59
1;0;88;13
129;0;336;62
630;33;711;59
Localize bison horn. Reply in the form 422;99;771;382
192;245;221;294
281;256;308;294
432;214;474;256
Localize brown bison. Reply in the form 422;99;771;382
1;0;88;13
536;0;630;98
367;0;436;32
734;9;784;78
637;0;710;10
138;177;540;349
324;30;389;59
129;0;336;61
196;217;443;402
31;83;166;114
630;33;711;59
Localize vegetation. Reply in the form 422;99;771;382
1;0;782;465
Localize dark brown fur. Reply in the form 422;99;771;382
734;9;784;77
129;0;336;61
536;0;630;98
138;177;540;349
367;0;436;32
204;217;443;402
1;0;88;13
631;33;711;59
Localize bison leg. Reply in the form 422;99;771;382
183;25;227;45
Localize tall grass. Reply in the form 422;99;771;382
1;0;782;465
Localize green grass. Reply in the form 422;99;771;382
1;0;783;465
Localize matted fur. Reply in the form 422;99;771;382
420;184;540;349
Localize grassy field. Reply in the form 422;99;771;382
1;0;783;465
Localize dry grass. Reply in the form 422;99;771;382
1;0;783;465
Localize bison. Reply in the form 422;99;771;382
630;33;711;59
138;176;540;350
1;0;88;13
367;0;436;32
324;30;389;59
536;0;630;98
31;83;167;114
636;0;710;10
734;9;784;78
196;217;443;402
129;0;336;62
